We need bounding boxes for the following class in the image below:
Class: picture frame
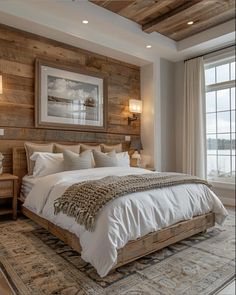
[35,59,107,132]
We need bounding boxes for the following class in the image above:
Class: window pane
[231,87,235,110]
[216,63,229,83]
[217,89,230,111]
[231,62,235,80]
[207,155,217,177]
[206,113,216,133]
[217,111,230,133]
[205,67,215,85]
[218,155,231,177]
[231,110,235,133]
[206,91,216,113]
[207,134,217,154]
[232,133,235,155]
[217,133,230,155]
[232,156,235,176]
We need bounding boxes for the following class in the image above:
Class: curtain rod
[184,44,235,62]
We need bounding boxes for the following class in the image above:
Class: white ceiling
[0,0,235,65]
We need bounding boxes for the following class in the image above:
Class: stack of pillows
[24,142,130,178]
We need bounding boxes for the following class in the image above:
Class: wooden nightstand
[0,173,18,220]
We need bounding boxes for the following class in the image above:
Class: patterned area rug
[0,211,235,295]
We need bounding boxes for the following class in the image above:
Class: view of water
[207,149,235,178]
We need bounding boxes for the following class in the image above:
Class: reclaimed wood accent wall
[0,24,140,173]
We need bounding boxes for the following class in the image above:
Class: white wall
[174,61,185,172]
[140,58,161,170]
[160,58,176,171]
[141,58,176,172]
[211,185,235,207]
[141,63,155,168]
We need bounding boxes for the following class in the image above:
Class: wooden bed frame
[13,146,215,272]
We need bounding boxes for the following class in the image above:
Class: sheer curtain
[182,57,206,178]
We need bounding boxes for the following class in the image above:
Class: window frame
[204,56,235,183]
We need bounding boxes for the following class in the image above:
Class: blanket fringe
[54,200,95,231]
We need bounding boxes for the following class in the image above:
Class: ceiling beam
[133,0,186,23]
[90,0,135,13]
[142,0,208,33]
[168,9,235,41]
[120,0,174,20]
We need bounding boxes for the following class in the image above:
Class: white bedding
[21,175,39,198]
[23,167,228,277]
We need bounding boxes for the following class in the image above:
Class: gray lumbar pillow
[63,150,93,171]
[93,150,118,167]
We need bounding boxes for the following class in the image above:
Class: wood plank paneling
[0,24,140,167]
[91,0,235,41]
[143,0,235,40]
[167,7,236,40]
[3,74,34,92]
[0,59,33,78]
[0,89,34,105]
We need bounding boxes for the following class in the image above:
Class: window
[205,56,235,183]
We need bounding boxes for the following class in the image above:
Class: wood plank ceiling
[90,0,235,41]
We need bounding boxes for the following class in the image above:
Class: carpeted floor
[0,211,235,295]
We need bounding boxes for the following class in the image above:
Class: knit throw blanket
[54,173,211,231]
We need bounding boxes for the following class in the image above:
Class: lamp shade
[0,76,2,94]
[129,99,142,113]
[130,138,143,152]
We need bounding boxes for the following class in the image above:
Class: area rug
[0,211,235,295]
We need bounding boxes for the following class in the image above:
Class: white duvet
[24,167,228,277]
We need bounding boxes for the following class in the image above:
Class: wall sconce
[128,99,142,125]
[0,75,2,94]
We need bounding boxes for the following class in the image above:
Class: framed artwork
[35,59,107,132]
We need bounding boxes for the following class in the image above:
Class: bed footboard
[21,206,215,273]
[114,212,215,269]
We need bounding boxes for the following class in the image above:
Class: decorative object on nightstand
[130,139,143,167]
[0,153,3,174]
[0,173,18,220]
[128,99,142,125]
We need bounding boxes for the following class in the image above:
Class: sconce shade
[0,76,2,94]
[129,99,142,113]
[130,138,143,152]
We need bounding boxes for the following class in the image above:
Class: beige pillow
[63,150,93,171]
[54,143,80,154]
[24,142,54,175]
[101,143,123,153]
[80,144,101,152]
[93,150,118,167]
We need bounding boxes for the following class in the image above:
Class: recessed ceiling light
[82,20,88,24]
[146,45,152,49]
[187,21,194,25]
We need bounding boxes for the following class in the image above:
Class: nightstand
[0,173,18,220]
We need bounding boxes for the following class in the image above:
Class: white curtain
[182,57,206,178]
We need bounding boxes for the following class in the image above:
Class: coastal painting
[35,60,107,131]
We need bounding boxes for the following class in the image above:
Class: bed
[13,146,227,277]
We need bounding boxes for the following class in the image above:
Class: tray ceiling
[90,0,235,41]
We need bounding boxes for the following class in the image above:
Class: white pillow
[116,152,130,167]
[30,152,64,177]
